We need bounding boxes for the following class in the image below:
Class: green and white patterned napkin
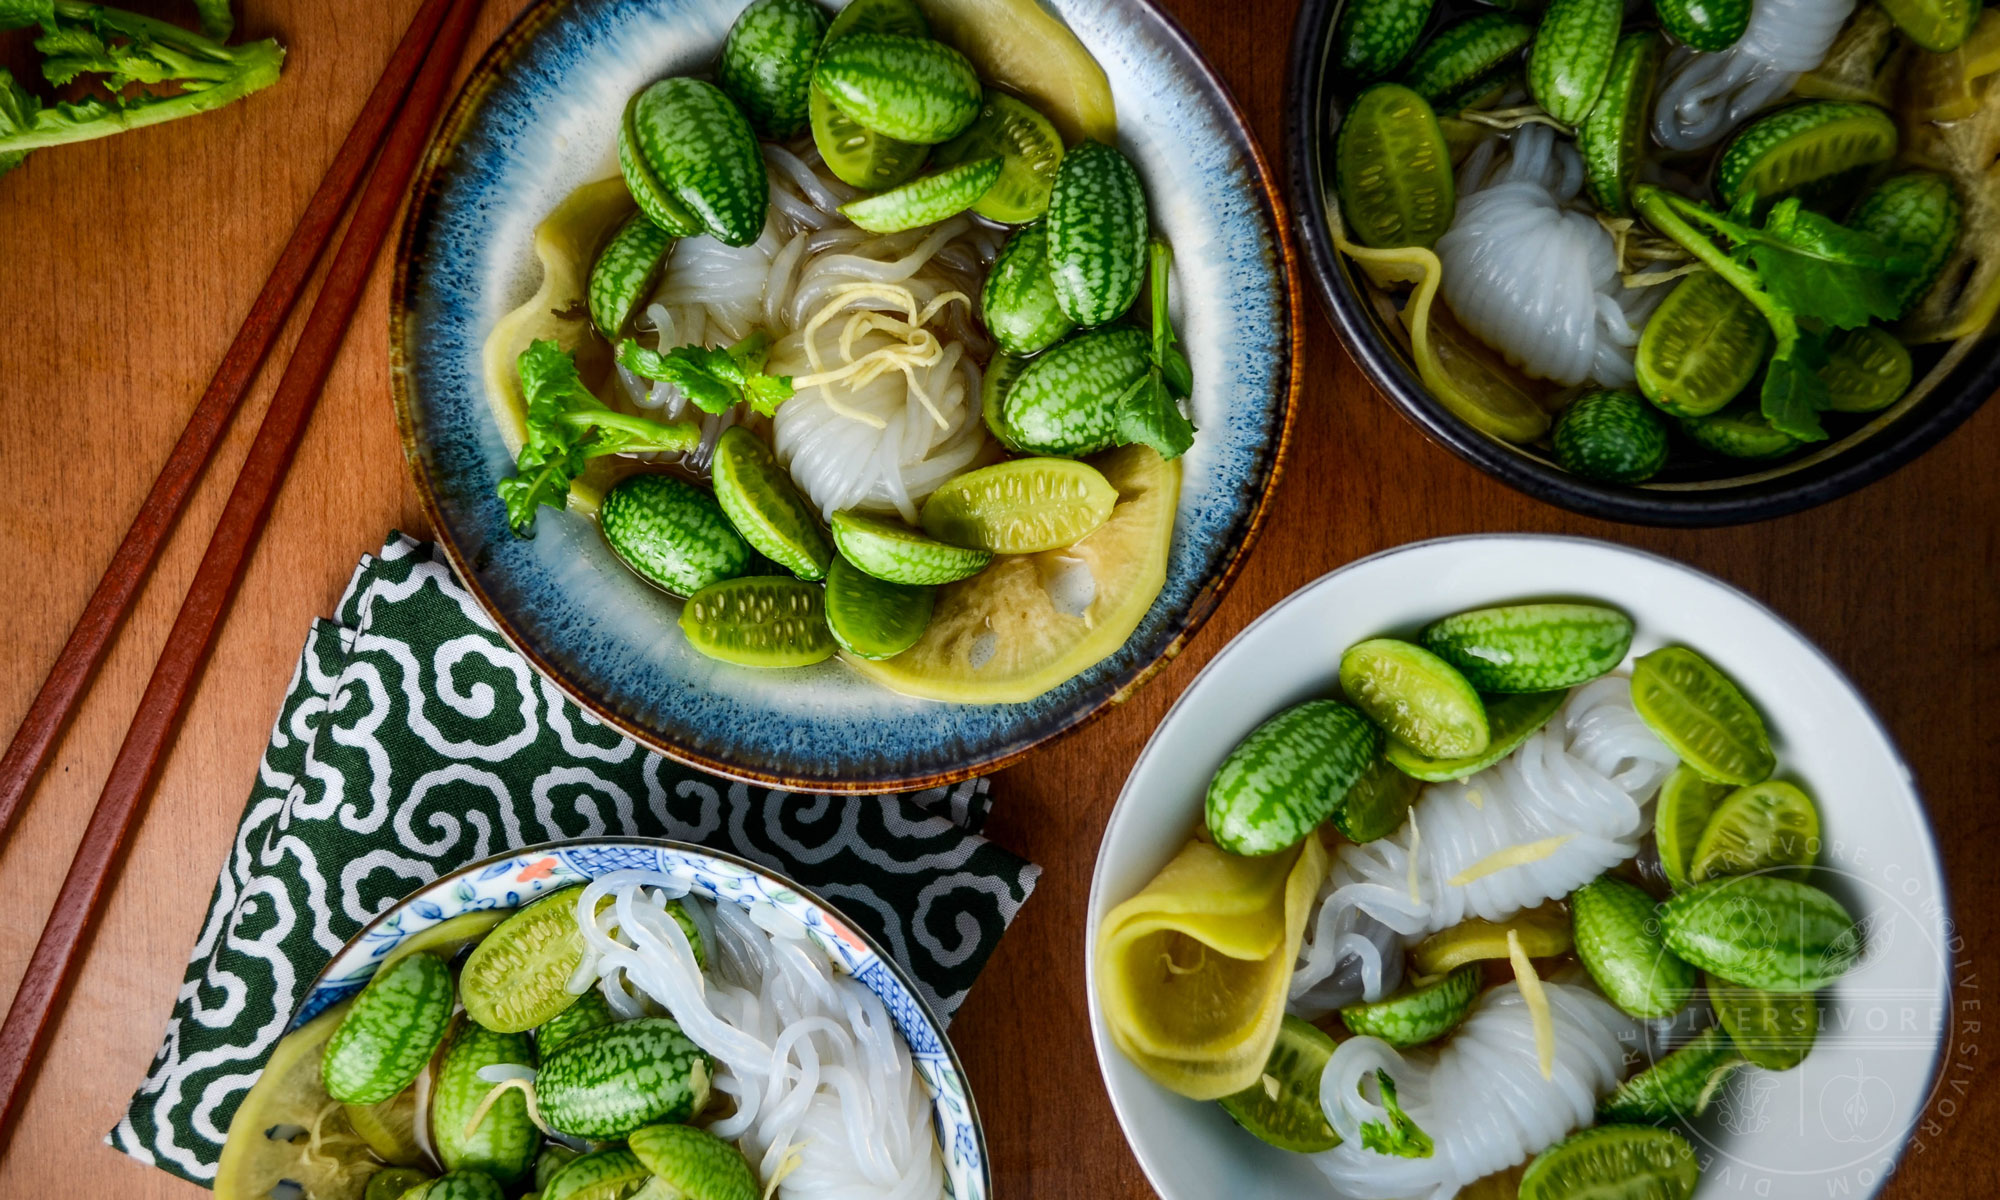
[110,533,1039,1186]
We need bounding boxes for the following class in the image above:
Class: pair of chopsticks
[0,0,485,1145]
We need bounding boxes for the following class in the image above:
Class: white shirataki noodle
[1652,0,1858,151]
[1290,677,1676,1014]
[607,142,1000,516]
[1311,981,1638,1200]
[1435,126,1663,389]
[572,871,945,1200]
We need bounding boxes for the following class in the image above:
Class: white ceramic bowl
[1086,535,1951,1200]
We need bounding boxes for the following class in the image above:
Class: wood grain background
[0,1,1992,1196]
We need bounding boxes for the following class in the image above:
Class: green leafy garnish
[617,330,795,417]
[497,340,699,536]
[0,1,281,179]
[1358,1070,1434,1159]
[1634,186,1922,442]
[1114,238,1197,459]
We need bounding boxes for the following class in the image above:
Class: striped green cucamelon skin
[1553,390,1669,483]
[1848,170,1962,316]
[1878,0,1980,51]
[933,90,1065,223]
[600,475,753,598]
[1421,603,1635,693]
[809,84,927,190]
[814,34,981,144]
[362,1166,431,1200]
[619,95,702,237]
[982,353,1029,451]
[1636,270,1772,418]
[1331,752,1421,842]
[839,155,1002,233]
[825,0,927,41]
[824,554,935,660]
[1218,1016,1342,1153]
[1204,699,1384,856]
[432,1022,540,1185]
[537,988,616,1059]
[629,1124,759,1200]
[1401,14,1533,109]
[321,952,454,1105]
[1715,101,1898,210]
[542,1147,648,1200]
[1652,0,1751,52]
[1340,964,1481,1046]
[1597,1025,1745,1123]
[1004,326,1150,456]
[1527,0,1621,126]
[1385,688,1565,781]
[680,576,836,668]
[539,1018,713,1139]
[712,426,833,581]
[1659,876,1860,991]
[1578,31,1663,217]
[719,0,828,138]
[1339,638,1490,760]
[1818,325,1912,413]
[1709,976,1817,1069]
[1045,141,1148,325]
[1519,1126,1699,1200]
[461,888,591,1034]
[830,509,991,585]
[983,222,1076,355]
[1572,875,1698,1018]
[631,78,770,247]
[1336,0,1435,80]
[1679,406,1801,460]
[533,1145,580,1193]
[588,211,674,340]
[418,1171,506,1200]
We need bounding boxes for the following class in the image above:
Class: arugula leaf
[1116,238,1197,458]
[0,70,40,178]
[497,340,699,536]
[1359,1070,1434,1159]
[618,330,795,417]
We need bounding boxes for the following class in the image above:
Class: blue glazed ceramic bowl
[391,0,1299,791]
[294,839,989,1198]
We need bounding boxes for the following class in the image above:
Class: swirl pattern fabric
[110,534,1038,1185]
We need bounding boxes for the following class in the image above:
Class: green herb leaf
[0,70,41,177]
[0,1,54,32]
[1741,200,1917,330]
[193,0,234,40]
[1359,1070,1434,1159]
[1760,332,1834,442]
[1115,237,1197,459]
[618,330,794,417]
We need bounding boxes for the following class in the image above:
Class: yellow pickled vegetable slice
[1411,902,1572,975]
[480,176,645,518]
[216,1003,376,1200]
[917,0,1116,144]
[1098,835,1330,1099]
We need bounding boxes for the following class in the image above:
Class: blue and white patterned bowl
[391,0,1300,792]
[293,838,988,1198]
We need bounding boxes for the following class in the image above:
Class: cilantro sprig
[617,330,794,417]
[497,340,699,536]
[1359,1069,1434,1159]
[1633,185,1922,442]
[1113,237,1197,459]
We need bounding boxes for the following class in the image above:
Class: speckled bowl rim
[1284,0,1998,528]
[389,0,1303,793]
[288,836,991,1197]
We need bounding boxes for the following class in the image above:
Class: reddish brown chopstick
[0,0,461,852]
[0,0,485,1147]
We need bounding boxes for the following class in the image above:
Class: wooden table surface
[1,1,1994,1196]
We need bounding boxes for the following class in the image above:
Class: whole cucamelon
[1571,875,1697,1018]
[1848,171,1962,316]
[1205,699,1384,856]
[1653,0,1751,52]
[1003,326,1150,456]
[461,887,590,1034]
[432,1022,541,1185]
[629,1124,759,1200]
[1340,964,1482,1047]
[1527,0,1622,126]
[541,1147,649,1200]
[830,509,992,585]
[1710,976,1818,1069]
[1658,875,1860,991]
[1385,688,1565,782]
[718,0,828,138]
[1597,1025,1745,1123]
[362,1166,431,1200]
[418,1171,506,1200]
[1554,389,1670,483]
[631,78,769,247]
[538,1017,713,1139]
[981,353,1029,451]
[983,222,1076,356]
[1403,14,1533,110]
[600,475,753,598]
[1336,0,1436,79]
[619,95,702,237]
[537,988,616,1059]
[813,33,981,144]
[589,212,675,339]
[1045,141,1149,326]
[321,952,454,1105]
[1421,603,1635,693]
[534,1145,580,1193]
